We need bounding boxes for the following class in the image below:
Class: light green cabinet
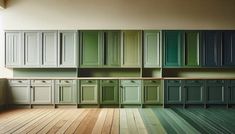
[121,31,141,67]
[144,31,161,68]
[121,80,141,104]
[55,80,76,104]
[143,80,162,104]
[80,80,98,104]
[100,80,119,104]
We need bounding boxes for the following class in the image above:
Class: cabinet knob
[65,81,69,83]
[151,80,156,83]
[131,80,135,83]
[18,80,22,83]
[109,80,113,83]
[42,80,46,83]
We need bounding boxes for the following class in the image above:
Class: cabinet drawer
[167,80,181,84]
[101,80,118,84]
[31,80,52,84]
[9,80,30,85]
[185,80,203,84]
[121,80,141,85]
[56,80,74,84]
[143,80,161,85]
[81,80,98,84]
[207,80,224,84]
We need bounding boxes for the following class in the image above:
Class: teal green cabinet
[143,80,162,104]
[164,31,182,67]
[205,80,226,104]
[100,80,119,104]
[121,31,141,67]
[55,80,76,104]
[165,80,183,104]
[8,80,30,104]
[121,80,141,104]
[80,80,98,104]
[5,31,23,67]
[184,80,204,104]
[80,31,102,67]
[144,31,161,68]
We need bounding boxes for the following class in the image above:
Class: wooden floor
[0,108,235,134]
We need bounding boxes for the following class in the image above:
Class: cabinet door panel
[24,32,41,66]
[207,86,225,104]
[230,85,235,104]
[42,31,57,67]
[223,31,235,66]
[122,31,141,67]
[164,31,182,67]
[5,32,23,67]
[59,31,77,67]
[144,85,160,104]
[122,86,141,104]
[166,86,182,104]
[101,85,118,104]
[56,85,75,104]
[184,32,200,67]
[185,86,203,104]
[10,86,30,104]
[31,86,52,104]
[80,85,98,104]
[144,31,160,67]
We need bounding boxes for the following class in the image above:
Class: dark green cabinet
[223,31,235,66]
[80,80,98,104]
[55,80,76,104]
[100,80,119,104]
[122,31,141,67]
[165,80,183,104]
[228,80,235,104]
[143,80,162,104]
[143,31,161,68]
[120,80,141,104]
[184,80,204,104]
[205,80,226,104]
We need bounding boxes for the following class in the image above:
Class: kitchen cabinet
[165,80,183,104]
[58,31,78,67]
[143,80,162,104]
[228,80,235,104]
[55,80,76,104]
[121,31,141,67]
[143,31,161,68]
[5,31,23,67]
[205,80,226,104]
[31,80,54,104]
[120,80,141,104]
[8,80,30,104]
[184,80,204,104]
[222,31,235,67]
[100,80,119,104]
[80,80,98,104]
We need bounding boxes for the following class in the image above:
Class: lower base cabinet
[143,80,162,104]
[100,80,119,104]
[80,80,98,104]
[55,80,76,104]
[184,80,204,104]
[205,80,226,104]
[229,80,235,104]
[165,80,183,104]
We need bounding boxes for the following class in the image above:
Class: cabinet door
[9,86,30,104]
[5,31,23,67]
[122,31,141,67]
[42,31,57,67]
[185,85,204,104]
[101,84,119,104]
[164,31,182,67]
[31,86,52,104]
[223,31,235,66]
[104,31,121,67]
[144,31,161,68]
[24,31,41,67]
[229,84,235,104]
[56,85,75,104]
[206,83,226,104]
[144,84,161,104]
[121,85,141,104]
[165,80,183,104]
[202,31,222,67]
[80,85,98,104]
[58,31,78,67]
[80,31,102,67]
[184,31,200,67]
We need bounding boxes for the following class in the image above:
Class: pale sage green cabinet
[58,31,78,68]
[143,80,162,104]
[80,80,98,104]
[8,80,30,104]
[31,80,54,104]
[120,80,141,104]
[55,80,76,104]
[121,31,141,67]
[100,80,119,104]
[144,31,161,68]
[5,31,23,67]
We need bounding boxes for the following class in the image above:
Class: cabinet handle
[42,80,46,83]
[151,80,156,83]
[109,80,113,83]
[103,32,107,65]
[131,80,135,83]
[59,33,63,65]
[18,80,22,83]
[65,81,69,83]
[42,32,44,65]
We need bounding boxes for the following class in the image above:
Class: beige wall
[0,0,235,77]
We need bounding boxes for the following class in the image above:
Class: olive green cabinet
[184,80,204,104]
[100,80,119,104]
[120,80,141,104]
[31,80,54,104]
[80,80,98,104]
[165,80,183,104]
[143,80,162,104]
[8,80,30,104]
[55,80,76,104]
[205,80,226,104]
[121,31,141,67]
[144,31,161,68]
[5,31,23,67]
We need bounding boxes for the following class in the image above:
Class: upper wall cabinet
[144,31,161,68]
[5,31,23,67]
[121,31,141,67]
[222,31,235,67]
[58,31,78,68]
[163,31,182,67]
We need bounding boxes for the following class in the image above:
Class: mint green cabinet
[100,80,119,104]
[121,80,141,104]
[5,31,23,67]
[55,80,76,104]
[143,80,162,104]
[121,31,141,67]
[80,31,102,67]
[80,80,98,104]
[144,31,161,68]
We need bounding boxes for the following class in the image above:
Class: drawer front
[31,80,52,84]
[144,80,161,85]
[207,80,224,84]
[167,80,181,84]
[121,80,141,85]
[81,80,98,84]
[185,80,203,84]
[56,80,74,84]
[101,80,118,84]
[9,80,30,85]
